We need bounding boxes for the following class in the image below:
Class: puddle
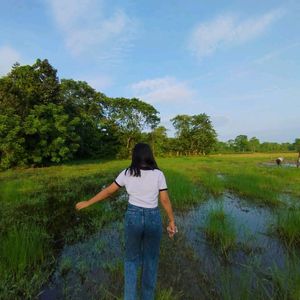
[261,162,299,168]
[175,194,298,295]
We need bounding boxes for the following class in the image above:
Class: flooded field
[1,153,300,299]
[39,192,300,299]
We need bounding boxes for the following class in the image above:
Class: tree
[171,113,217,155]
[60,79,118,158]
[23,104,80,164]
[248,137,260,152]
[294,138,300,168]
[171,115,192,155]
[0,109,26,169]
[190,114,217,155]
[104,97,160,157]
[147,126,169,157]
[0,59,60,119]
[234,135,249,152]
[0,60,79,168]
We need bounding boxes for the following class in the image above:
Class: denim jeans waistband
[127,202,159,211]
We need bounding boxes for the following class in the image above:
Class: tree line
[0,59,299,169]
[215,136,300,154]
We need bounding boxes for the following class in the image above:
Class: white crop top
[114,168,168,208]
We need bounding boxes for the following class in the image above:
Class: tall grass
[159,153,299,206]
[204,207,237,254]
[163,169,204,208]
[269,251,300,300]
[225,172,281,206]
[273,209,300,247]
[197,171,225,196]
[0,224,49,277]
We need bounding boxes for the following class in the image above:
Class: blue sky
[0,0,299,142]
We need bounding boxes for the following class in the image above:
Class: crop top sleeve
[114,169,126,187]
[158,171,168,191]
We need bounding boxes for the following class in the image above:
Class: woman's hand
[75,201,90,211]
[167,221,178,239]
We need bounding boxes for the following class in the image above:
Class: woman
[75,143,177,300]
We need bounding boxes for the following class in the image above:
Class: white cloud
[48,0,137,61]
[131,77,196,104]
[188,8,284,60]
[253,42,300,64]
[0,45,21,76]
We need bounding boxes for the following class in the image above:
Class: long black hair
[126,143,159,177]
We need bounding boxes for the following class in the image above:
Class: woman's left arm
[75,182,120,211]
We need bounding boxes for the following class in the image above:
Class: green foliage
[24,103,80,163]
[60,79,120,158]
[1,59,297,169]
[171,113,217,155]
[0,110,27,168]
[105,97,160,157]
[142,126,169,157]
[294,138,300,153]
[234,135,249,152]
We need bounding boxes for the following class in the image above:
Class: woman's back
[115,168,167,208]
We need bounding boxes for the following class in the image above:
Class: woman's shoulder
[154,168,165,176]
[117,168,129,176]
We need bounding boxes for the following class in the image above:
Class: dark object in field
[275,157,283,166]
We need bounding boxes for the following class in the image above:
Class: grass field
[0,153,299,299]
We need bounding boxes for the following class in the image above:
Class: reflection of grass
[204,208,236,254]
[274,209,300,247]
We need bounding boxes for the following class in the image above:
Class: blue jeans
[124,203,162,300]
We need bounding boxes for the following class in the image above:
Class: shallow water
[39,221,124,299]
[261,162,299,168]
[175,195,288,284]
[39,193,299,299]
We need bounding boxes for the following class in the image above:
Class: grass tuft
[273,209,300,247]
[204,207,237,254]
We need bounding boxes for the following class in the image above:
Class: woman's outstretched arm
[75,182,120,211]
[159,190,177,238]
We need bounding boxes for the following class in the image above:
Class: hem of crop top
[128,199,158,209]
